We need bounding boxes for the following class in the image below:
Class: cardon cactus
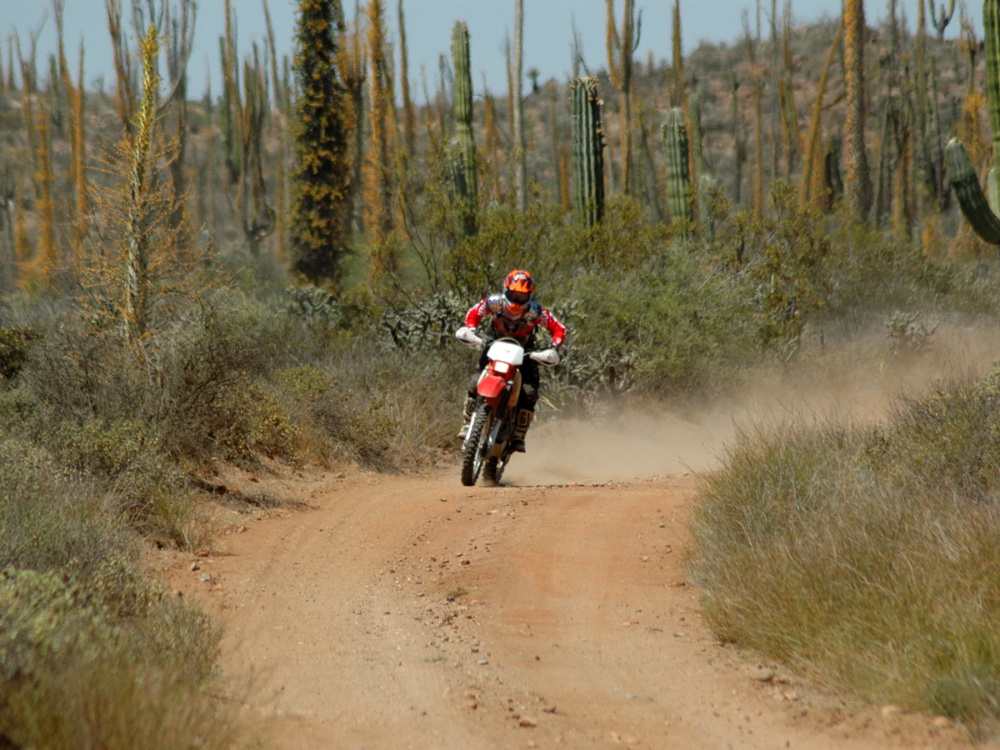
[570,76,605,228]
[947,0,1000,244]
[451,21,477,234]
[662,107,692,230]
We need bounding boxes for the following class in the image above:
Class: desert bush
[690,368,1000,727]
[274,339,465,469]
[551,255,760,402]
[0,436,243,749]
[0,567,241,750]
[865,369,1000,502]
[0,326,39,380]
[0,440,132,576]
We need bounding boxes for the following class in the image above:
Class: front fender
[477,374,507,400]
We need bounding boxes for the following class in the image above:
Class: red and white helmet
[502,269,534,317]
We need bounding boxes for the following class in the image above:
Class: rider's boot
[509,408,533,453]
[457,396,475,439]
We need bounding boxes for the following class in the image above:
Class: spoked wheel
[460,401,491,486]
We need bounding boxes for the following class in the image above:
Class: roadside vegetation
[689,367,1000,736]
[5,0,1000,745]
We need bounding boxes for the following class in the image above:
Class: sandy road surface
[159,412,990,749]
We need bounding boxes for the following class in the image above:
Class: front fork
[465,370,521,455]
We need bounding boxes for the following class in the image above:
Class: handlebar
[456,327,560,366]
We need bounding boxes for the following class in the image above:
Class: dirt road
[160,408,990,749]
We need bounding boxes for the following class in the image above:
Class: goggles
[504,289,531,305]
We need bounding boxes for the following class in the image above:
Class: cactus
[843,0,872,222]
[364,0,395,249]
[948,0,1000,244]
[928,0,957,40]
[606,0,640,196]
[570,76,605,228]
[451,21,477,234]
[512,0,526,212]
[663,107,692,232]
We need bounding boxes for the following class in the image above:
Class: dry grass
[689,365,1000,730]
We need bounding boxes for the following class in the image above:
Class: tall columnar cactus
[663,107,692,231]
[928,0,957,40]
[947,0,1000,244]
[451,21,477,234]
[843,0,872,222]
[570,76,605,228]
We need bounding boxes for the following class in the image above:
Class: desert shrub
[0,440,132,576]
[865,369,1000,502]
[0,567,240,750]
[277,340,464,469]
[0,325,39,381]
[552,255,760,401]
[0,435,241,748]
[690,368,1000,727]
[18,292,294,464]
[380,289,466,351]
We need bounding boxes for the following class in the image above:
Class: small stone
[931,715,953,729]
[880,704,902,717]
[754,668,775,683]
[519,716,537,728]
[190,562,200,571]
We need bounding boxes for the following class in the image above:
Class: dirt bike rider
[456,269,566,452]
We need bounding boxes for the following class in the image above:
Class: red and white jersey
[465,294,566,348]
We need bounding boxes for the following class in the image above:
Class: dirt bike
[456,327,560,487]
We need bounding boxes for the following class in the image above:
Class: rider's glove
[456,326,484,346]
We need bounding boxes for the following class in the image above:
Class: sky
[1,0,985,102]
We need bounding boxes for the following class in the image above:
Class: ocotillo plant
[397,0,417,156]
[947,0,1000,244]
[663,106,692,234]
[799,21,842,207]
[570,76,605,228]
[451,20,477,235]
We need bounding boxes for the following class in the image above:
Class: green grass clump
[690,369,1000,728]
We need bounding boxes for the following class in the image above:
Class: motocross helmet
[502,269,534,317]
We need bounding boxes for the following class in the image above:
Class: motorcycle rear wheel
[460,401,491,486]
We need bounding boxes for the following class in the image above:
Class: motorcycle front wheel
[460,401,491,486]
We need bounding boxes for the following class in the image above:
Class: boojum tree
[289,0,351,285]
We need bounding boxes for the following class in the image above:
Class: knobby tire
[460,401,491,486]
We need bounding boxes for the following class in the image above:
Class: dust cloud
[507,319,1000,486]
